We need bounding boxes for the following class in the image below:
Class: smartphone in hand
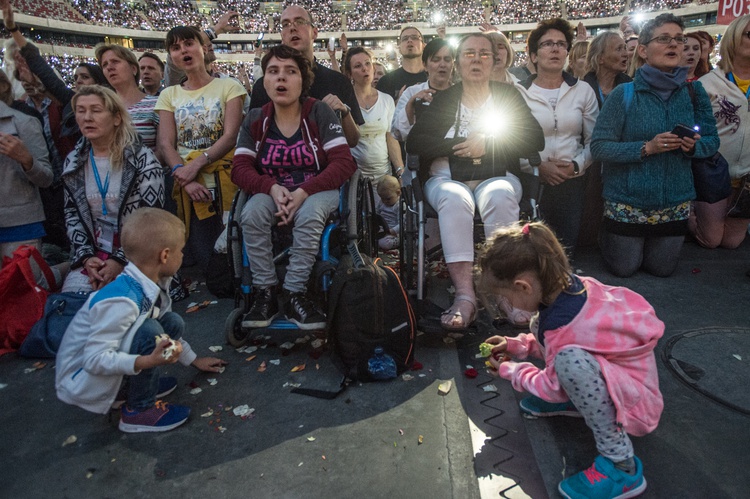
[671,124,699,139]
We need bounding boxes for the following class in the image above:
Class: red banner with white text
[718,0,750,25]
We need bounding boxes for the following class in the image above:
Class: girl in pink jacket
[480,221,663,499]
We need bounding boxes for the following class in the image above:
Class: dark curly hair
[528,18,575,58]
[261,45,315,99]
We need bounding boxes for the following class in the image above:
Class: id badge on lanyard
[96,216,119,254]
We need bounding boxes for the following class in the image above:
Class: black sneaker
[241,287,279,328]
[284,291,327,330]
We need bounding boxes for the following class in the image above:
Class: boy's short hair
[377,175,401,198]
[121,208,186,264]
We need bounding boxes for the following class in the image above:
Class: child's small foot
[558,455,646,499]
[519,395,582,418]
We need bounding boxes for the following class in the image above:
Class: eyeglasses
[538,40,569,50]
[461,50,493,60]
[646,35,688,45]
[279,19,313,31]
[400,34,422,42]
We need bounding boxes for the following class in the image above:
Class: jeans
[126,312,184,410]
[240,190,339,294]
[599,228,684,277]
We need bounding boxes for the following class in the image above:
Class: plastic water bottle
[368,347,397,380]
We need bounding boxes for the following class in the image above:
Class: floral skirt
[602,200,690,237]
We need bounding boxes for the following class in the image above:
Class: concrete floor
[1,239,749,498]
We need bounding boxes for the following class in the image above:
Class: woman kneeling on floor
[232,45,356,330]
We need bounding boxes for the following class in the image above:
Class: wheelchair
[223,169,378,346]
[397,154,543,330]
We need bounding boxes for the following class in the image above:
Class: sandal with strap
[440,294,477,331]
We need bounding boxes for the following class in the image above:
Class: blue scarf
[639,64,689,101]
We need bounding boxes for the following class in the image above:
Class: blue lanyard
[598,86,606,105]
[90,149,110,217]
[727,72,750,100]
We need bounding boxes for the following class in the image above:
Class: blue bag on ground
[19,292,89,358]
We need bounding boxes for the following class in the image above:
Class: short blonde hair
[121,208,185,264]
[94,43,140,85]
[377,175,401,198]
[718,15,750,74]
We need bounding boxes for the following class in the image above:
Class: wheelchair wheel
[348,173,377,258]
[225,307,249,347]
[399,184,417,290]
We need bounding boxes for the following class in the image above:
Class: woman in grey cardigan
[0,70,53,265]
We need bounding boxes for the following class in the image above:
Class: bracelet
[202,151,212,164]
[341,104,351,118]
[7,25,19,33]
[171,163,183,174]
[640,141,650,159]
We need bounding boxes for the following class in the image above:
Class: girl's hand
[184,181,212,203]
[484,335,508,353]
[173,159,201,187]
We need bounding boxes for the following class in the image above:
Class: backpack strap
[622,82,634,112]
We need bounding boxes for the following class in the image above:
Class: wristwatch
[572,160,580,176]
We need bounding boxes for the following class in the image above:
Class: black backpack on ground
[326,243,416,382]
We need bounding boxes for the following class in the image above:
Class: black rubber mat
[662,327,750,415]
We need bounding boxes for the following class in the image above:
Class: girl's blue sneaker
[519,395,582,417]
[559,455,646,499]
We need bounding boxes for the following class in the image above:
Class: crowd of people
[8,0,720,32]
[2,0,749,496]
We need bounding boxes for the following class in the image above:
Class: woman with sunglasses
[407,33,543,331]
[592,14,719,278]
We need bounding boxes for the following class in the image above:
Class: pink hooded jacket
[498,276,664,436]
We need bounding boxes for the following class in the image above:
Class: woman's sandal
[440,294,477,331]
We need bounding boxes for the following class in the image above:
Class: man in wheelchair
[232,45,357,330]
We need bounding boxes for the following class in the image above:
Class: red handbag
[0,245,57,356]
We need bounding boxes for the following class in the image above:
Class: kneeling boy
[56,208,226,433]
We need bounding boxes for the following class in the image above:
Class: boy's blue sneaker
[111,376,178,410]
[559,455,646,499]
[519,395,582,418]
[118,401,190,433]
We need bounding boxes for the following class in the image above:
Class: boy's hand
[193,357,227,372]
[135,339,177,371]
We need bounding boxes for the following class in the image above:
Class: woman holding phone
[591,14,719,277]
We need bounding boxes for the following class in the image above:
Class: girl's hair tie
[521,223,531,236]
